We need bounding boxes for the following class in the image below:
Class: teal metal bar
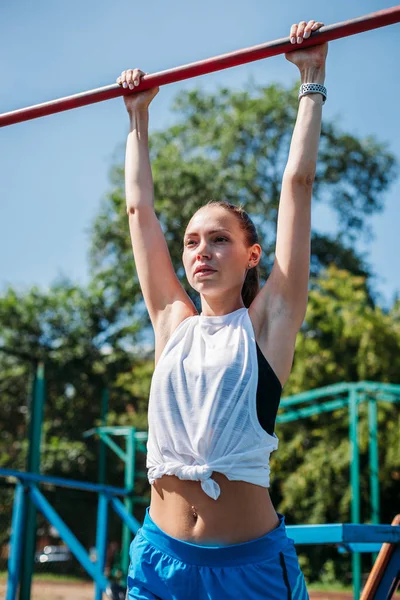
[349,387,361,599]
[379,395,400,403]
[98,388,109,485]
[368,396,380,565]
[122,428,136,576]
[95,493,109,600]
[280,381,352,407]
[368,398,380,525]
[98,432,127,462]
[84,426,148,438]
[277,396,348,423]
[20,362,46,600]
[279,381,400,410]
[6,483,27,600]
[360,382,400,394]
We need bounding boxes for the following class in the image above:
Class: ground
[0,578,355,599]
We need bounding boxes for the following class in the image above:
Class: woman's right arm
[119,69,196,335]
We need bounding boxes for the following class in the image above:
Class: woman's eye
[185,237,228,246]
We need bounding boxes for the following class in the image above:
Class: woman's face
[182,206,260,298]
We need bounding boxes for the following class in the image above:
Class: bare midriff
[149,472,280,546]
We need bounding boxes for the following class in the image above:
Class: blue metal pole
[349,387,361,599]
[20,361,46,600]
[95,493,109,600]
[28,484,110,591]
[110,497,141,534]
[0,467,127,495]
[6,483,27,600]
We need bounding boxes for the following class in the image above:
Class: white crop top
[146,307,279,500]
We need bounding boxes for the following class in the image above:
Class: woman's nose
[196,241,211,259]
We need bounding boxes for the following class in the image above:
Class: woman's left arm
[260,21,328,330]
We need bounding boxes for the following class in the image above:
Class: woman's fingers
[290,23,298,44]
[290,20,325,44]
[116,68,146,90]
[303,20,315,39]
[125,69,134,89]
[296,21,307,43]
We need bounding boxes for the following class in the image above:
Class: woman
[117,18,328,600]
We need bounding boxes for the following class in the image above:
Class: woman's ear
[249,244,262,266]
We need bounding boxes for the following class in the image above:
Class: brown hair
[197,200,260,308]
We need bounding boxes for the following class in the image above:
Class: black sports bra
[255,343,282,436]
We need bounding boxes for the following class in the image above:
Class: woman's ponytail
[242,263,260,308]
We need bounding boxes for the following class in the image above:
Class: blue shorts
[127,507,309,599]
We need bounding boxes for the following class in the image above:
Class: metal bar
[2,6,400,127]
[279,382,400,409]
[349,388,361,600]
[380,395,400,403]
[28,484,110,591]
[98,432,127,463]
[84,426,148,439]
[286,523,400,545]
[98,388,109,485]
[6,483,27,600]
[110,497,141,534]
[20,362,46,600]
[95,493,109,600]
[359,382,400,394]
[343,525,400,544]
[280,382,352,407]
[368,398,380,526]
[344,543,382,553]
[0,467,127,496]
[122,428,136,576]
[277,397,349,423]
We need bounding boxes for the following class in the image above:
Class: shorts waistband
[138,506,291,566]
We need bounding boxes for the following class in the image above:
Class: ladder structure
[360,515,400,599]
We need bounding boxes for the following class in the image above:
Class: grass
[308,582,352,592]
[0,572,90,583]
[1,571,353,590]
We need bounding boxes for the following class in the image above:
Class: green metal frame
[277,380,400,599]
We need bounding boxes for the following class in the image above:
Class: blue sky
[0,0,399,310]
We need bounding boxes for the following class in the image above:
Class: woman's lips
[195,269,216,277]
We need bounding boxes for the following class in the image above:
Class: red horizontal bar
[1,5,400,128]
